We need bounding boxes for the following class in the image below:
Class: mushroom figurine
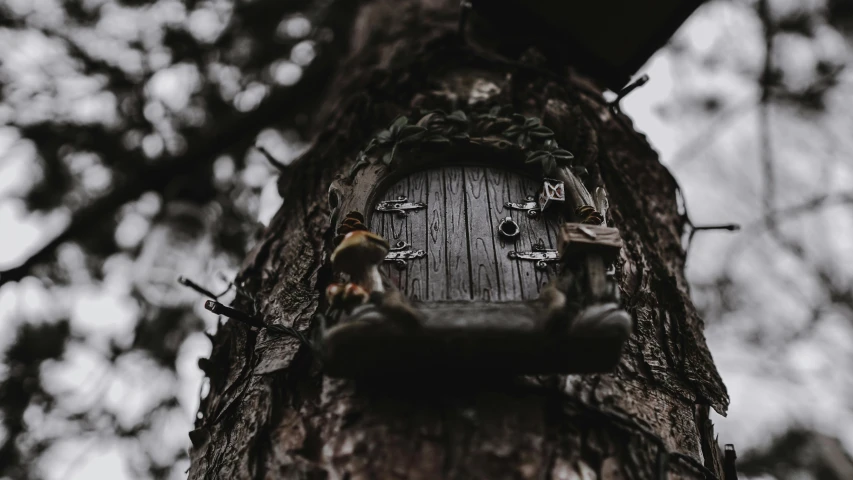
[326,282,370,311]
[330,230,390,294]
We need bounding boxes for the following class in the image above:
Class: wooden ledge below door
[322,301,631,378]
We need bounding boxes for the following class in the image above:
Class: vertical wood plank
[371,166,563,302]
[443,167,472,300]
[406,171,428,301]
[541,208,562,283]
[526,176,557,292]
[426,169,446,301]
[372,179,409,289]
[511,175,549,298]
[485,168,525,302]
[464,167,501,302]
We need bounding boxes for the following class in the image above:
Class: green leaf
[416,113,436,128]
[524,117,540,127]
[552,149,574,160]
[376,130,392,143]
[391,116,408,128]
[491,118,511,129]
[398,125,426,138]
[382,151,393,165]
[526,151,550,163]
[511,113,526,123]
[503,125,522,137]
[397,131,426,144]
[448,110,468,123]
[426,134,451,144]
[529,126,555,138]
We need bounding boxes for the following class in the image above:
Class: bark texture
[188,1,730,478]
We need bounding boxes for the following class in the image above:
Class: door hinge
[508,239,559,270]
[375,196,426,216]
[384,241,425,268]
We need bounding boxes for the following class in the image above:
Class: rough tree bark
[188,1,730,479]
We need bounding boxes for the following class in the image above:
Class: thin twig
[178,276,233,299]
[692,224,740,233]
[609,74,650,114]
[254,144,290,171]
[752,193,853,230]
[684,221,741,260]
[758,0,776,222]
[669,99,758,168]
[178,276,217,299]
[0,55,338,287]
[204,300,267,329]
[203,300,315,352]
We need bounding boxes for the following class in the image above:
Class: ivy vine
[374,116,427,164]
[349,107,579,180]
[501,115,554,148]
[525,139,574,177]
[417,109,470,143]
[473,105,513,133]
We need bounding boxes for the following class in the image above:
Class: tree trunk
[188,1,730,479]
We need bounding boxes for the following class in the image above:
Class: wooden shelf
[322,301,631,377]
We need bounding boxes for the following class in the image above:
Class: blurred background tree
[0,0,851,478]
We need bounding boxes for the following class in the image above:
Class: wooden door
[370,166,562,303]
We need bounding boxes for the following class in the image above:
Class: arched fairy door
[370,166,563,303]
[322,110,631,377]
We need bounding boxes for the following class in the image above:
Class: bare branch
[0,57,336,286]
[669,98,757,168]
[758,0,776,220]
[253,144,290,172]
[0,0,361,286]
